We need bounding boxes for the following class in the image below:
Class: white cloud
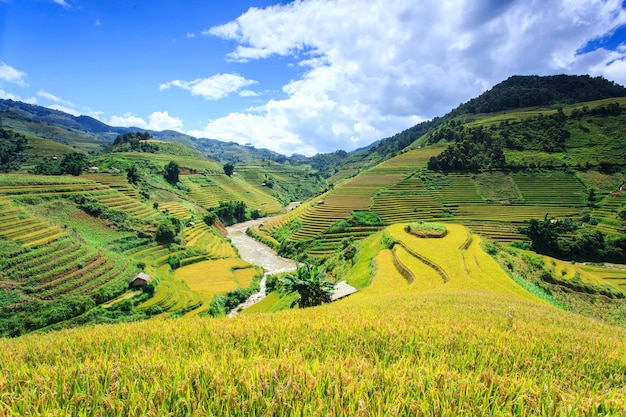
[0,62,28,87]
[238,90,259,97]
[0,89,37,104]
[186,32,196,39]
[46,104,80,116]
[159,73,257,100]
[109,113,148,129]
[195,0,626,155]
[37,90,74,107]
[109,111,183,132]
[52,0,71,9]
[148,111,184,131]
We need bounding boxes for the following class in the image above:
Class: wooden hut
[129,272,151,289]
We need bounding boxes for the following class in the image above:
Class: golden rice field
[174,258,262,298]
[1,223,625,415]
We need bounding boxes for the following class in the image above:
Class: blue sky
[1,0,626,156]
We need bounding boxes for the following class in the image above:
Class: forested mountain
[450,74,626,116]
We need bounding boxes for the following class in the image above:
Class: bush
[405,222,447,238]
[155,217,182,244]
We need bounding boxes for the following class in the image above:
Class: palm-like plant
[280,263,334,308]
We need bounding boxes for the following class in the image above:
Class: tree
[59,152,89,176]
[280,264,334,308]
[212,201,249,226]
[223,162,235,177]
[164,161,179,183]
[0,128,29,172]
[518,214,560,256]
[127,166,140,184]
[155,216,182,243]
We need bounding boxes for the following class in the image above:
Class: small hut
[129,272,151,289]
[331,281,357,301]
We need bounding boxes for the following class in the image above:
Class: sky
[1,0,626,156]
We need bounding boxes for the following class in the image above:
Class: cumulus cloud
[38,90,74,107]
[52,0,71,9]
[194,0,626,155]
[0,89,37,104]
[109,111,184,132]
[0,62,28,87]
[46,104,80,116]
[160,73,257,100]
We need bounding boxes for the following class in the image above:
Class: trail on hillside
[226,217,297,314]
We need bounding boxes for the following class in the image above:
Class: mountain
[1,76,626,415]
[0,99,302,163]
[450,74,626,116]
[1,74,625,338]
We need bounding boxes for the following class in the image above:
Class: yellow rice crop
[1,222,625,415]
[1,287,625,416]
[174,258,251,297]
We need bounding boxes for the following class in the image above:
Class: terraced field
[0,199,67,247]
[85,173,140,198]
[159,201,193,220]
[2,236,134,302]
[182,174,283,215]
[381,223,537,298]
[591,191,626,235]
[512,171,587,206]
[264,147,604,255]
[119,217,247,316]
[0,174,158,220]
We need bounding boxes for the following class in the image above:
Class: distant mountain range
[2,73,625,170]
[0,99,287,163]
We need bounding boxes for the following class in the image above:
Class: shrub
[405,222,447,238]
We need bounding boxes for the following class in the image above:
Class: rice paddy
[1,222,624,415]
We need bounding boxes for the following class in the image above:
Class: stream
[225,217,297,315]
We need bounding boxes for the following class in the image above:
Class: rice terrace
[2,70,626,415]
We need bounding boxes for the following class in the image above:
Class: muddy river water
[225,218,297,313]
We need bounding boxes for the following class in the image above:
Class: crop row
[159,202,192,220]
[94,193,157,219]
[0,203,66,248]
[512,172,586,205]
[85,173,139,198]
[2,233,135,315]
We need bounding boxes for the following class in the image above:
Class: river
[225,217,297,314]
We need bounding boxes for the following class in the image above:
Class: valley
[0,75,625,414]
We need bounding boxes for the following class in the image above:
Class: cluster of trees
[164,161,179,183]
[155,216,182,244]
[33,152,90,176]
[111,132,158,153]
[498,109,569,152]
[571,102,622,118]
[428,126,506,171]
[519,215,626,263]
[305,150,348,178]
[210,201,249,226]
[450,75,626,116]
[369,117,441,159]
[0,128,29,172]
[280,263,334,308]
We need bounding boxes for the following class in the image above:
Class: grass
[1,285,624,415]
[405,221,447,238]
[173,258,257,299]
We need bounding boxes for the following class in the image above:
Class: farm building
[331,281,357,301]
[129,272,151,289]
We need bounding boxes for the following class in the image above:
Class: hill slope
[1,223,624,415]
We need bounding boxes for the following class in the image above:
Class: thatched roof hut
[331,281,357,301]
[129,272,151,289]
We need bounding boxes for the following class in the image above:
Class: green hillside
[0,130,327,335]
[0,75,625,414]
[1,222,624,415]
